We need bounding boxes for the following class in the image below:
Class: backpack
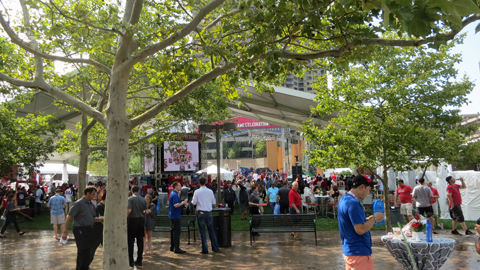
[39,190,44,201]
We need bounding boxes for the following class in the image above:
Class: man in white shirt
[191,177,219,254]
[35,186,44,215]
[253,172,259,181]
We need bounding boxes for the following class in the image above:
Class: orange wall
[277,146,283,171]
[291,140,304,164]
[266,140,278,171]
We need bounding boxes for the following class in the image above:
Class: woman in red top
[288,182,302,239]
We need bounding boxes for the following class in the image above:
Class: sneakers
[466,230,476,236]
[451,229,461,235]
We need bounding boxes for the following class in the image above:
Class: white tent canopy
[196,165,234,181]
[38,163,88,175]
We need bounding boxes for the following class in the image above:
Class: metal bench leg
[188,230,191,245]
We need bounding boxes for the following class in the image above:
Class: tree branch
[130,60,236,127]
[0,11,112,74]
[0,72,106,125]
[279,14,480,60]
[130,121,181,147]
[203,9,240,30]
[175,0,193,19]
[89,121,181,152]
[127,0,226,67]
[48,0,126,38]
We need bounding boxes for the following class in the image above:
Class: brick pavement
[0,230,478,269]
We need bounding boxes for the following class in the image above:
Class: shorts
[449,204,465,222]
[417,206,433,217]
[343,255,374,270]
[51,213,65,224]
[431,202,438,216]
[400,203,412,216]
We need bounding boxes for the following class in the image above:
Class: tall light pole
[198,122,237,203]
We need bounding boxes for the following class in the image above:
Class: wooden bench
[154,215,196,245]
[249,214,317,245]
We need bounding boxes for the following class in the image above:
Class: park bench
[249,214,317,245]
[154,215,196,245]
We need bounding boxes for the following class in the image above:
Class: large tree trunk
[103,73,131,270]
[382,168,392,233]
[77,114,90,196]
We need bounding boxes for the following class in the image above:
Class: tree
[303,37,479,232]
[1,0,479,268]
[0,102,64,179]
[254,140,267,157]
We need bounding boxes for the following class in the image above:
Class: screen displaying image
[163,141,200,172]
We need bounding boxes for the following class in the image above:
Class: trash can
[390,206,404,226]
[213,207,231,247]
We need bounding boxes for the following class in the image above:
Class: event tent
[196,165,234,181]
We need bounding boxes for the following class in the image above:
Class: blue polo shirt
[266,186,279,203]
[338,193,372,256]
[168,190,182,219]
[47,194,66,216]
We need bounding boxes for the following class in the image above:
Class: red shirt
[430,187,439,204]
[288,189,301,207]
[396,185,413,204]
[447,184,462,206]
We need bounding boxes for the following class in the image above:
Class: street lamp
[198,122,237,204]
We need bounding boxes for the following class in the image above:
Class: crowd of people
[3,170,480,270]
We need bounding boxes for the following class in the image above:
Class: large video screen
[163,141,200,172]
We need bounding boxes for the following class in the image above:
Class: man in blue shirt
[266,182,279,213]
[47,189,67,238]
[168,181,188,254]
[338,175,384,270]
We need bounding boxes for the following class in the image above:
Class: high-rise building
[281,61,325,93]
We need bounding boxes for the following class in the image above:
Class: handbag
[274,204,280,215]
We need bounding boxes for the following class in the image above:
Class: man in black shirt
[127,186,147,267]
[223,182,236,214]
[277,182,291,214]
[62,186,97,270]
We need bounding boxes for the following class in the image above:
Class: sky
[451,23,480,115]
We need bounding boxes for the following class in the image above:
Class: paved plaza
[0,229,479,269]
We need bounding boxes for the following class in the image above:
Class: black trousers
[35,203,42,215]
[127,217,145,265]
[91,223,103,258]
[170,218,181,251]
[73,226,95,270]
[1,213,20,234]
[226,200,235,215]
[280,203,289,214]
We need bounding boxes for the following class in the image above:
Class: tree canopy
[0,101,65,179]
[303,37,479,231]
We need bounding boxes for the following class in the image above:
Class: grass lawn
[16,205,478,232]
